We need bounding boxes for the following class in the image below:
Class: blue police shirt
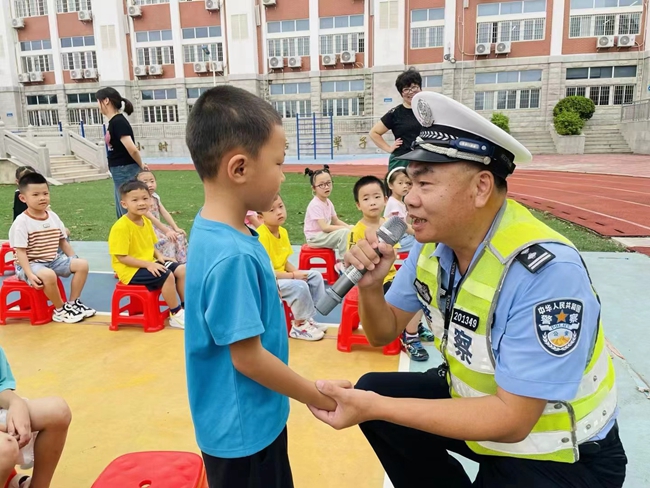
[386,239,616,441]
[184,214,289,458]
[0,347,16,393]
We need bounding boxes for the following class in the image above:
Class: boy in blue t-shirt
[185,86,347,487]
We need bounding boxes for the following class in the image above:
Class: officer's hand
[307,380,376,430]
[344,228,395,289]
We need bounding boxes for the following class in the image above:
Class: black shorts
[128,261,179,291]
[202,427,293,488]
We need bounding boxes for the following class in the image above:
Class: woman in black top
[96,87,148,219]
[369,68,423,172]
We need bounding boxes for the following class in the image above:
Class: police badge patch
[413,279,432,304]
[534,299,583,357]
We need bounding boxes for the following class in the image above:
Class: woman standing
[369,68,423,172]
[96,87,148,219]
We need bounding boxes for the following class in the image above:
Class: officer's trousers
[356,367,627,488]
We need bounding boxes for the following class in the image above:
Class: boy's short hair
[119,180,149,197]
[18,172,48,192]
[186,85,283,182]
[353,175,387,203]
[15,165,36,180]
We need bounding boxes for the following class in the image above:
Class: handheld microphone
[315,216,408,316]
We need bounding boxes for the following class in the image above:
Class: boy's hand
[293,271,309,281]
[146,262,167,277]
[308,380,376,430]
[7,398,31,448]
[26,273,43,290]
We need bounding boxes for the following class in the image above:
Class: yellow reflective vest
[415,200,617,463]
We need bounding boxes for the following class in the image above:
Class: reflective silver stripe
[575,348,610,400]
[576,383,617,444]
[445,323,495,374]
[419,299,445,339]
[450,375,487,398]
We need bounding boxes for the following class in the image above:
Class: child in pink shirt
[384,166,415,252]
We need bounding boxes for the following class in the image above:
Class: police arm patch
[516,244,556,273]
[534,299,583,357]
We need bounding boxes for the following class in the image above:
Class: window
[14,0,48,17]
[474,88,540,110]
[26,94,57,105]
[618,13,640,35]
[133,0,170,4]
[136,47,174,65]
[319,15,364,29]
[570,0,640,7]
[411,8,445,22]
[475,69,542,84]
[411,26,444,48]
[141,89,177,100]
[268,37,310,57]
[60,36,95,48]
[21,55,53,72]
[613,84,634,105]
[269,82,311,95]
[231,14,249,40]
[566,65,636,79]
[28,110,59,126]
[423,75,443,88]
[379,0,399,29]
[135,30,173,43]
[187,87,210,99]
[566,86,587,97]
[477,18,545,43]
[56,0,91,12]
[267,19,310,33]
[569,12,640,37]
[566,85,634,105]
[477,0,546,16]
[20,39,52,51]
[67,93,93,104]
[271,100,312,118]
[61,51,97,70]
[182,26,222,39]
[589,86,610,105]
[319,33,365,54]
[321,80,365,92]
[142,105,179,123]
[183,43,224,62]
[322,98,364,116]
[67,108,102,125]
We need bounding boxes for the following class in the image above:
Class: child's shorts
[128,261,180,291]
[16,254,72,284]
[0,407,37,470]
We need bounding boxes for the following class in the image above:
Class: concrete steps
[583,126,632,154]
[49,156,110,184]
[511,131,557,154]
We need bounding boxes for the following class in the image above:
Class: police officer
[308,92,627,487]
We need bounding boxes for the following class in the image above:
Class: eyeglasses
[315,181,332,189]
[402,85,421,95]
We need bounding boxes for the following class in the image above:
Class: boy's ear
[120,199,128,210]
[224,152,248,184]
[355,201,361,211]
[18,193,27,204]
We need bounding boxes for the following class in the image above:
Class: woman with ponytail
[96,87,148,219]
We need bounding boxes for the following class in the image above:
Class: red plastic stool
[91,451,208,488]
[0,276,67,326]
[394,251,409,271]
[3,469,17,488]
[298,244,338,284]
[337,286,400,355]
[283,300,293,334]
[110,283,169,333]
[0,243,15,275]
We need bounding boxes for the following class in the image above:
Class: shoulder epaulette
[515,244,556,273]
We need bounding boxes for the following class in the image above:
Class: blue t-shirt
[184,214,289,458]
[0,347,16,393]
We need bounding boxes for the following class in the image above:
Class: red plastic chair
[298,244,338,284]
[394,251,409,271]
[91,451,208,488]
[0,276,67,326]
[337,286,400,355]
[110,283,169,333]
[3,469,17,488]
[283,300,293,334]
[0,243,15,275]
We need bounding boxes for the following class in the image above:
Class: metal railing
[620,100,650,122]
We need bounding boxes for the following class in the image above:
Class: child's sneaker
[52,303,84,324]
[8,475,31,488]
[73,299,96,318]
[334,262,345,275]
[169,309,185,329]
[307,318,329,333]
[418,323,435,342]
[400,331,429,362]
[290,321,324,341]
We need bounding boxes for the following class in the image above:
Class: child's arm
[331,215,350,227]
[59,238,76,257]
[276,262,309,281]
[115,255,167,275]
[317,219,349,233]
[154,248,174,263]
[145,210,179,241]
[246,213,263,229]
[13,248,42,289]
[230,337,338,410]
[158,201,186,235]
[0,389,31,448]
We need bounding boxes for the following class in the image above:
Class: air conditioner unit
[18,73,30,83]
[495,41,511,54]
[128,5,142,17]
[262,0,277,5]
[11,18,25,29]
[475,42,491,55]
[321,54,336,66]
[29,71,43,82]
[194,62,208,73]
[597,35,614,48]
[70,69,84,80]
[287,56,302,68]
[205,0,220,10]
[77,10,92,21]
[617,34,635,47]
[209,61,224,72]
[134,65,148,77]
[148,64,163,76]
[268,56,283,69]
[340,50,356,64]
[83,68,98,79]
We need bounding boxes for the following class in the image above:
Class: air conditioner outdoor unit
[475,42,491,55]
[340,50,356,64]
[205,0,220,10]
[617,34,635,47]
[194,62,208,73]
[148,64,163,76]
[134,65,148,77]
[268,56,283,69]
[495,41,511,54]
[210,61,224,72]
[18,73,30,83]
[77,10,92,21]
[321,54,336,66]
[128,5,142,17]
[29,71,43,82]
[70,69,84,80]
[84,68,98,79]
[12,18,25,29]
[597,35,614,48]
[287,56,302,68]
[262,0,277,5]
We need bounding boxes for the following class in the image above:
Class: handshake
[307,379,378,431]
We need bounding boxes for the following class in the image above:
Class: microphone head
[377,216,408,246]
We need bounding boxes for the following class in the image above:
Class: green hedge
[491,112,510,134]
[554,110,584,136]
[553,96,595,121]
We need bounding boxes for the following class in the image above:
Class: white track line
[511,182,650,209]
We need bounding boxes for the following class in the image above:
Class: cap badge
[416,98,434,127]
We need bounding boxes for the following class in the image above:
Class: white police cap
[400,92,533,179]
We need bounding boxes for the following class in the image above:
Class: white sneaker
[307,318,329,333]
[8,475,31,488]
[289,321,324,341]
[73,299,96,318]
[169,308,185,329]
[52,303,84,324]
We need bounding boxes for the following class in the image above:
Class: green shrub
[491,112,510,133]
[553,96,595,121]
[554,110,584,135]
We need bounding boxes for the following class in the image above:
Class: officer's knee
[355,372,386,393]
